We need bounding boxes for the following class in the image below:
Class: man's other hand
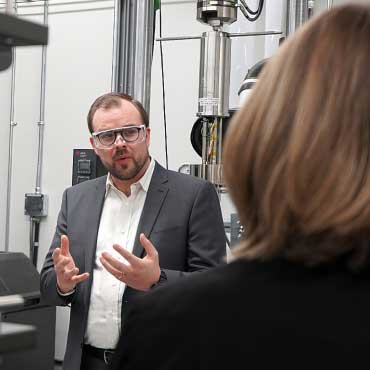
[100,233,161,291]
[53,234,90,294]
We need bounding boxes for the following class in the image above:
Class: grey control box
[24,193,48,217]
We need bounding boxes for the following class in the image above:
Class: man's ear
[89,136,99,156]
[145,127,151,147]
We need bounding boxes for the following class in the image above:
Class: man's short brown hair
[87,92,149,133]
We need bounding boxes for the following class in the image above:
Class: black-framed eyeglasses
[92,124,146,148]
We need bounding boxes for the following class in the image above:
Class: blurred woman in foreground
[112,4,370,369]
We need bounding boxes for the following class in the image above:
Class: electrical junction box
[24,193,48,217]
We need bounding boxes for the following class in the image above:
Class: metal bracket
[230,213,244,246]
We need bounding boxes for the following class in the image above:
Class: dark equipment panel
[72,149,108,185]
[0,252,55,370]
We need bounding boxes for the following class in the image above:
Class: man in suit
[40,92,226,370]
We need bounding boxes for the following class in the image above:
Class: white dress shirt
[84,158,155,349]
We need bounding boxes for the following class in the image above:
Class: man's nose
[114,133,126,146]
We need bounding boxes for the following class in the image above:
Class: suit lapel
[132,162,169,257]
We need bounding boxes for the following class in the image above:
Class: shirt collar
[105,157,155,196]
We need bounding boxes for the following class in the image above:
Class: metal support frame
[27,0,49,267]
[35,0,48,195]
[4,3,18,252]
[286,0,318,37]
[111,0,155,113]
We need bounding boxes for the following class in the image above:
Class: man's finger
[71,272,89,284]
[60,235,70,257]
[52,248,61,264]
[63,267,79,280]
[139,233,158,258]
[112,244,141,266]
[54,256,74,272]
[100,254,131,278]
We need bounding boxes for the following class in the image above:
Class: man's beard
[103,149,149,181]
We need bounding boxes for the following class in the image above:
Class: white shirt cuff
[56,284,76,297]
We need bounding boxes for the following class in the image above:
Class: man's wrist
[56,284,76,297]
[150,270,167,289]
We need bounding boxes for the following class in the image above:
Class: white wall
[0,0,285,360]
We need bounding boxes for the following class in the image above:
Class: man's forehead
[94,101,143,122]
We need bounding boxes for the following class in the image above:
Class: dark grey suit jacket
[40,162,226,370]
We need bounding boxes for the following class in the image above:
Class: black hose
[240,0,264,22]
[30,218,40,267]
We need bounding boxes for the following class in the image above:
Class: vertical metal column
[111,0,155,113]
[198,30,231,118]
[286,0,309,37]
[5,2,17,252]
[196,30,231,186]
[29,0,49,266]
[111,0,121,92]
[35,0,48,195]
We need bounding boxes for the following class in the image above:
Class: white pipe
[5,3,18,253]
[35,0,48,194]
[111,0,120,91]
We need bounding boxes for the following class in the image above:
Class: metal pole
[156,31,281,42]
[35,0,48,194]
[112,0,155,113]
[4,2,17,252]
[30,0,48,266]
[111,0,121,91]
[286,0,309,37]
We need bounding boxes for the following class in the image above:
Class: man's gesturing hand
[52,235,89,294]
[100,233,161,291]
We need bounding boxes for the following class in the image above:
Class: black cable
[33,220,39,267]
[159,2,169,170]
[240,0,264,22]
[30,218,40,267]
[240,0,258,15]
